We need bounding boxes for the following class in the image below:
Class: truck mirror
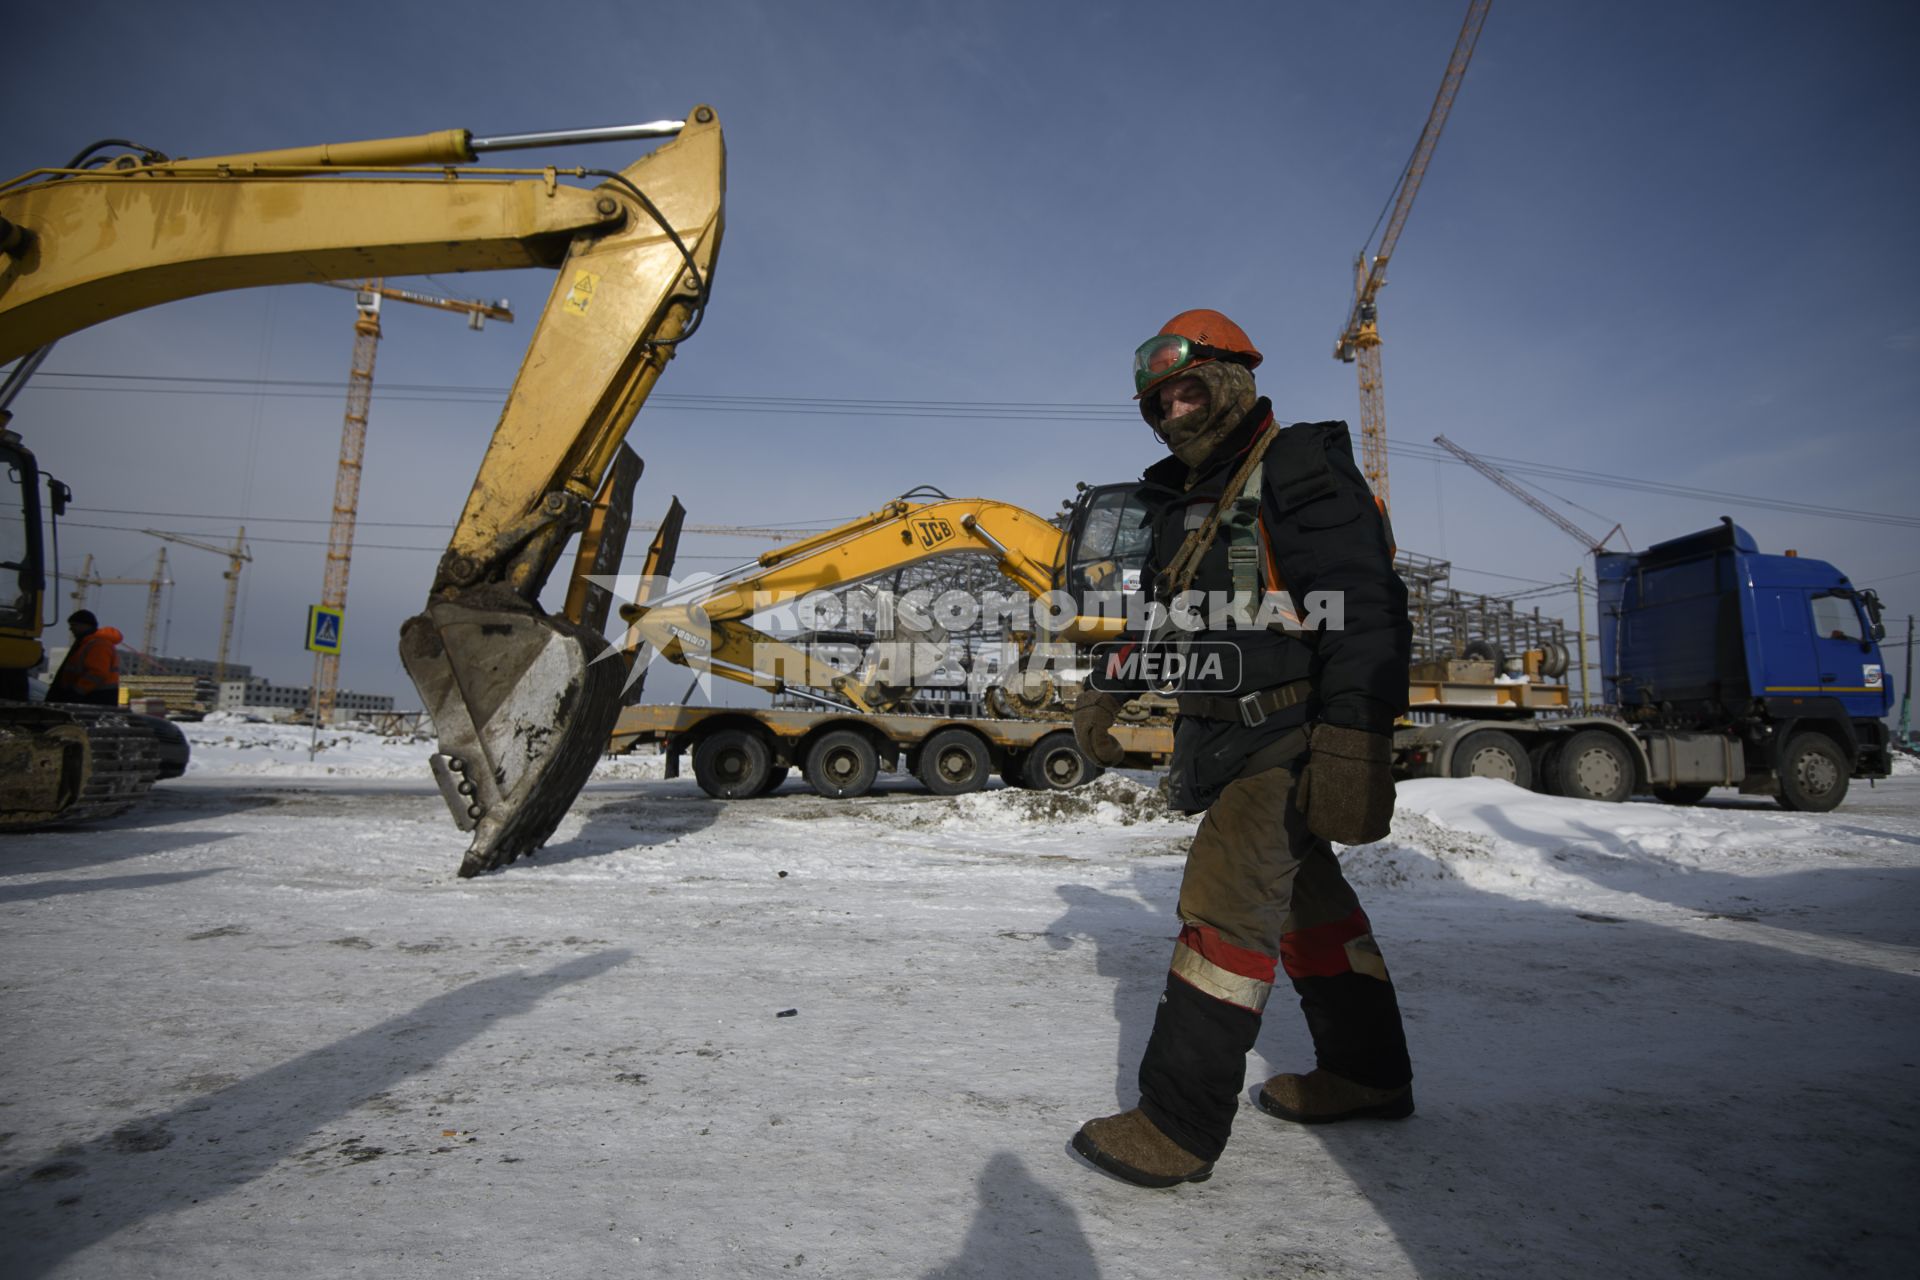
[47,477,70,518]
[1859,589,1886,641]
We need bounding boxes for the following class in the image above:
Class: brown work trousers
[1177,762,1390,996]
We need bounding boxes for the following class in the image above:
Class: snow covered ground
[3,721,1917,1278]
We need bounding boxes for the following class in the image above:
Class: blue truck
[1396,518,1894,811]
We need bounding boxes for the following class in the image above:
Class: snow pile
[183,721,674,782]
[944,771,1188,830]
[183,720,434,778]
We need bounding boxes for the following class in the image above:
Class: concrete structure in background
[216,678,394,718]
[103,656,394,718]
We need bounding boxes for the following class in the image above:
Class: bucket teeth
[400,598,626,876]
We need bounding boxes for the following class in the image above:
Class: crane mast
[1334,0,1492,508]
[309,282,511,726]
[143,527,252,681]
[69,550,170,673]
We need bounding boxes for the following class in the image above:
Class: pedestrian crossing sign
[306,605,344,655]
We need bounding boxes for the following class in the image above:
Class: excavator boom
[0,110,727,874]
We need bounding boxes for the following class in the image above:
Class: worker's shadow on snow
[1046,871,1182,1108]
[922,1151,1099,1280]
[0,949,632,1277]
[1473,804,1920,948]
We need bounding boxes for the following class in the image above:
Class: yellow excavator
[625,482,1159,714]
[602,482,1180,801]
[0,110,725,875]
[622,485,1144,710]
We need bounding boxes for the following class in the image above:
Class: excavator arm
[628,490,1141,712]
[0,110,726,873]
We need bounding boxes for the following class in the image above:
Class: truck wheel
[1451,730,1533,789]
[755,765,791,797]
[1651,784,1710,806]
[1529,739,1564,794]
[916,728,990,795]
[693,728,773,799]
[1551,729,1634,803]
[1023,732,1101,791]
[998,750,1027,788]
[805,729,880,799]
[1776,733,1849,813]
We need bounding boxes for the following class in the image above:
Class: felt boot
[1256,1068,1414,1124]
[1071,1108,1214,1188]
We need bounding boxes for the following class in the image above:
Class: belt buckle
[1238,689,1268,728]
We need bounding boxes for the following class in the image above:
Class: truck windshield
[1810,592,1863,642]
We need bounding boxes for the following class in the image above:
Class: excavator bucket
[400,596,627,877]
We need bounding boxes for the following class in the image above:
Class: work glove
[1071,689,1127,767]
[1296,723,1396,845]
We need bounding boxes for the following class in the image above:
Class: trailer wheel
[1776,732,1849,813]
[693,728,773,799]
[1651,784,1710,806]
[1551,729,1634,803]
[1023,732,1101,791]
[1529,739,1564,795]
[755,765,791,797]
[1451,730,1533,789]
[916,728,990,795]
[805,729,880,799]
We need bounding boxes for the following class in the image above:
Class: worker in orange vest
[47,610,123,706]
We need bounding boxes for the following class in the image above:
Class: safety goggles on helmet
[1132,334,1255,396]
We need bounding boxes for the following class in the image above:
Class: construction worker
[47,609,124,707]
[1069,310,1414,1188]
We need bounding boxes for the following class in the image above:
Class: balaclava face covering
[1141,360,1259,471]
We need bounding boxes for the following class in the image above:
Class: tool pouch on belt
[1166,719,1309,815]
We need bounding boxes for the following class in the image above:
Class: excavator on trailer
[606,482,1184,799]
[0,110,726,874]
[624,483,1159,713]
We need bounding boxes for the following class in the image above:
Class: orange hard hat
[1133,309,1264,399]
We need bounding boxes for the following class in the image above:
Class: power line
[31,368,1917,530]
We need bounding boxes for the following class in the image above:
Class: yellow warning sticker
[563,269,600,316]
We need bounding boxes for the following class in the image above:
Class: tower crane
[68,549,171,673]
[1333,0,1492,509]
[310,280,512,725]
[1432,435,1623,554]
[141,527,252,680]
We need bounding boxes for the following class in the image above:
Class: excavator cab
[1059,482,1154,626]
[0,433,47,701]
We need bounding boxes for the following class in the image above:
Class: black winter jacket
[1122,401,1410,740]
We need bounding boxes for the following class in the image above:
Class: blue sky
[8,0,1917,705]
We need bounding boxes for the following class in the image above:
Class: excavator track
[0,702,187,831]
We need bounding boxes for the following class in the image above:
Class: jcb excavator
[625,482,1161,716]
[0,110,726,875]
[602,483,1181,800]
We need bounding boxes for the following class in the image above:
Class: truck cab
[1596,518,1893,805]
